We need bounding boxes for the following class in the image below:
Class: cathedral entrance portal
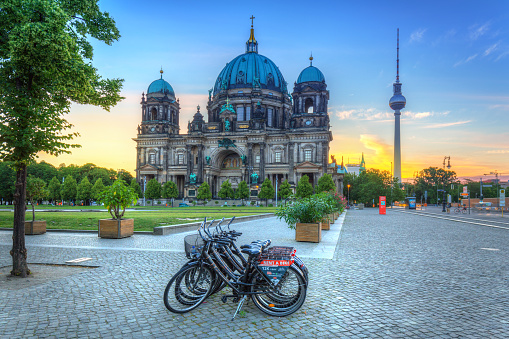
[211,150,244,195]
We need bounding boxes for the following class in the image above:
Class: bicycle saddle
[241,247,261,256]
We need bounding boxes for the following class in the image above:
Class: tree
[47,177,61,204]
[92,178,106,202]
[316,174,336,194]
[27,161,58,183]
[197,182,212,203]
[117,170,134,185]
[162,181,178,205]
[235,181,250,205]
[26,176,47,222]
[218,180,234,199]
[130,180,143,199]
[61,176,78,205]
[97,180,138,220]
[0,0,123,276]
[296,175,313,198]
[0,162,16,204]
[258,178,275,206]
[145,179,162,205]
[278,179,292,202]
[76,177,93,205]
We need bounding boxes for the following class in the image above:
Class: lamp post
[442,156,451,212]
[347,184,351,207]
[143,175,147,207]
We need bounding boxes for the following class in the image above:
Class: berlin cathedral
[133,21,343,199]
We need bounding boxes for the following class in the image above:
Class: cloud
[484,42,499,56]
[469,22,490,40]
[423,120,472,128]
[409,28,427,43]
[454,53,478,67]
[495,50,509,62]
[360,134,391,158]
[487,150,509,154]
[333,107,392,121]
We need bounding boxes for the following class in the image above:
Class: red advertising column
[379,196,386,215]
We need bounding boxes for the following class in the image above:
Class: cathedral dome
[213,52,287,95]
[147,71,175,96]
[297,65,325,84]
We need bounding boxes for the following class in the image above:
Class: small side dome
[147,78,175,96]
[297,66,325,83]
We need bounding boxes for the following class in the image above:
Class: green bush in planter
[314,191,336,215]
[98,180,138,220]
[275,196,329,229]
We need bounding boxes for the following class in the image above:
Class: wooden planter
[321,218,330,230]
[295,222,322,243]
[25,220,46,235]
[99,219,134,239]
[328,214,335,224]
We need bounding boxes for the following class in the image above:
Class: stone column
[247,143,253,183]
[197,144,204,182]
[288,142,295,184]
[322,142,329,176]
[259,143,265,180]
[186,145,192,179]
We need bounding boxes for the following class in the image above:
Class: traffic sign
[482,185,492,188]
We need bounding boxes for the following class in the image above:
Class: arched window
[151,107,157,120]
[305,98,314,113]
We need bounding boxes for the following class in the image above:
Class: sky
[37,0,509,181]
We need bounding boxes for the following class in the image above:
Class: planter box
[321,218,330,230]
[295,222,322,243]
[328,214,335,224]
[25,220,46,235]
[99,219,134,239]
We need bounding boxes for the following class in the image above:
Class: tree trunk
[11,164,30,277]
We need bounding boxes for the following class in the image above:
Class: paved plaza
[1,208,508,338]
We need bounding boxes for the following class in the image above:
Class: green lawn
[0,207,276,232]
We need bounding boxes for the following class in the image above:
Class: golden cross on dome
[226,96,230,106]
[250,15,255,27]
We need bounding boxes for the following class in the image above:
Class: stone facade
[133,26,341,199]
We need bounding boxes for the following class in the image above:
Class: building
[133,22,341,199]
[344,153,366,177]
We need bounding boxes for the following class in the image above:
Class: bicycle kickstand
[231,295,247,321]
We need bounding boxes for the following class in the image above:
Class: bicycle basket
[184,234,205,259]
[257,246,296,286]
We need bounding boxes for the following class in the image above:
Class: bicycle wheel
[163,264,213,313]
[462,209,467,214]
[250,264,307,317]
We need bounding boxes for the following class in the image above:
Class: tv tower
[389,29,406,183]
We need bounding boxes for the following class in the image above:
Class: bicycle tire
[250,264,307,317]
[163,265,213,313]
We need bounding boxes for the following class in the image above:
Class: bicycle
[163,217,308,320]
[454,206,467,214]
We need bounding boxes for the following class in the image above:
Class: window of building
[304,150,312,162]
[238,91,243,94]
[255,155,260,163]
[245,106,251,121]
[151,107,158,120]
[267,108,273,127]
[237,107,245,121]
[178,154,184,165]
[149,153,156,164]
[269,92,273,96]
[275,152,281,163]
[305,98,314,113]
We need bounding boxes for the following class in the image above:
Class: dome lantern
[246,15,258,53]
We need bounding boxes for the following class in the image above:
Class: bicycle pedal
[233,297,240,303]
[221,296,228,303]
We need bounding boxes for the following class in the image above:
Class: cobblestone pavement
[1,209,508,338]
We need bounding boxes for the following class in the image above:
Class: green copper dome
[147,76,175,96]
[297,66,325,84]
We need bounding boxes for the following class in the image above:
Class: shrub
[268,203,273,207]
[275,196,330,228]
[215,200,219,204]
[98,180,138,220]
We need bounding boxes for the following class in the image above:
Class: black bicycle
[163,217,308,320]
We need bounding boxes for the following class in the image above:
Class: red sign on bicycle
[379,196,386,215]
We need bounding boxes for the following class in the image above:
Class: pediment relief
[139,164,160,171]
[295,161,321,169]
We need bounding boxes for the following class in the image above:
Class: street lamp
[442,156,451,212]
[347,184,351,207]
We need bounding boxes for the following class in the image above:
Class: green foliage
[275,196,330,227]
[296,175,313,198]
[278,180,292,200]
[98,180,138,220]
[76,177,93,204]
[162,180,178,199]
[258,178,275,205]
[197,182,212,201]
[92,178,106,201]
[26,176,47,221]
[218,180,234,199]
[413,167,458,204]
[130,180,143,199]
[0,161,15,203]
[145,179,162,202]
[27,161,58,183]
[47,176,61,203]
[235,181,250,201]
[316,174,336,194]
[117,171,134,185]
[60,175,77,204]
